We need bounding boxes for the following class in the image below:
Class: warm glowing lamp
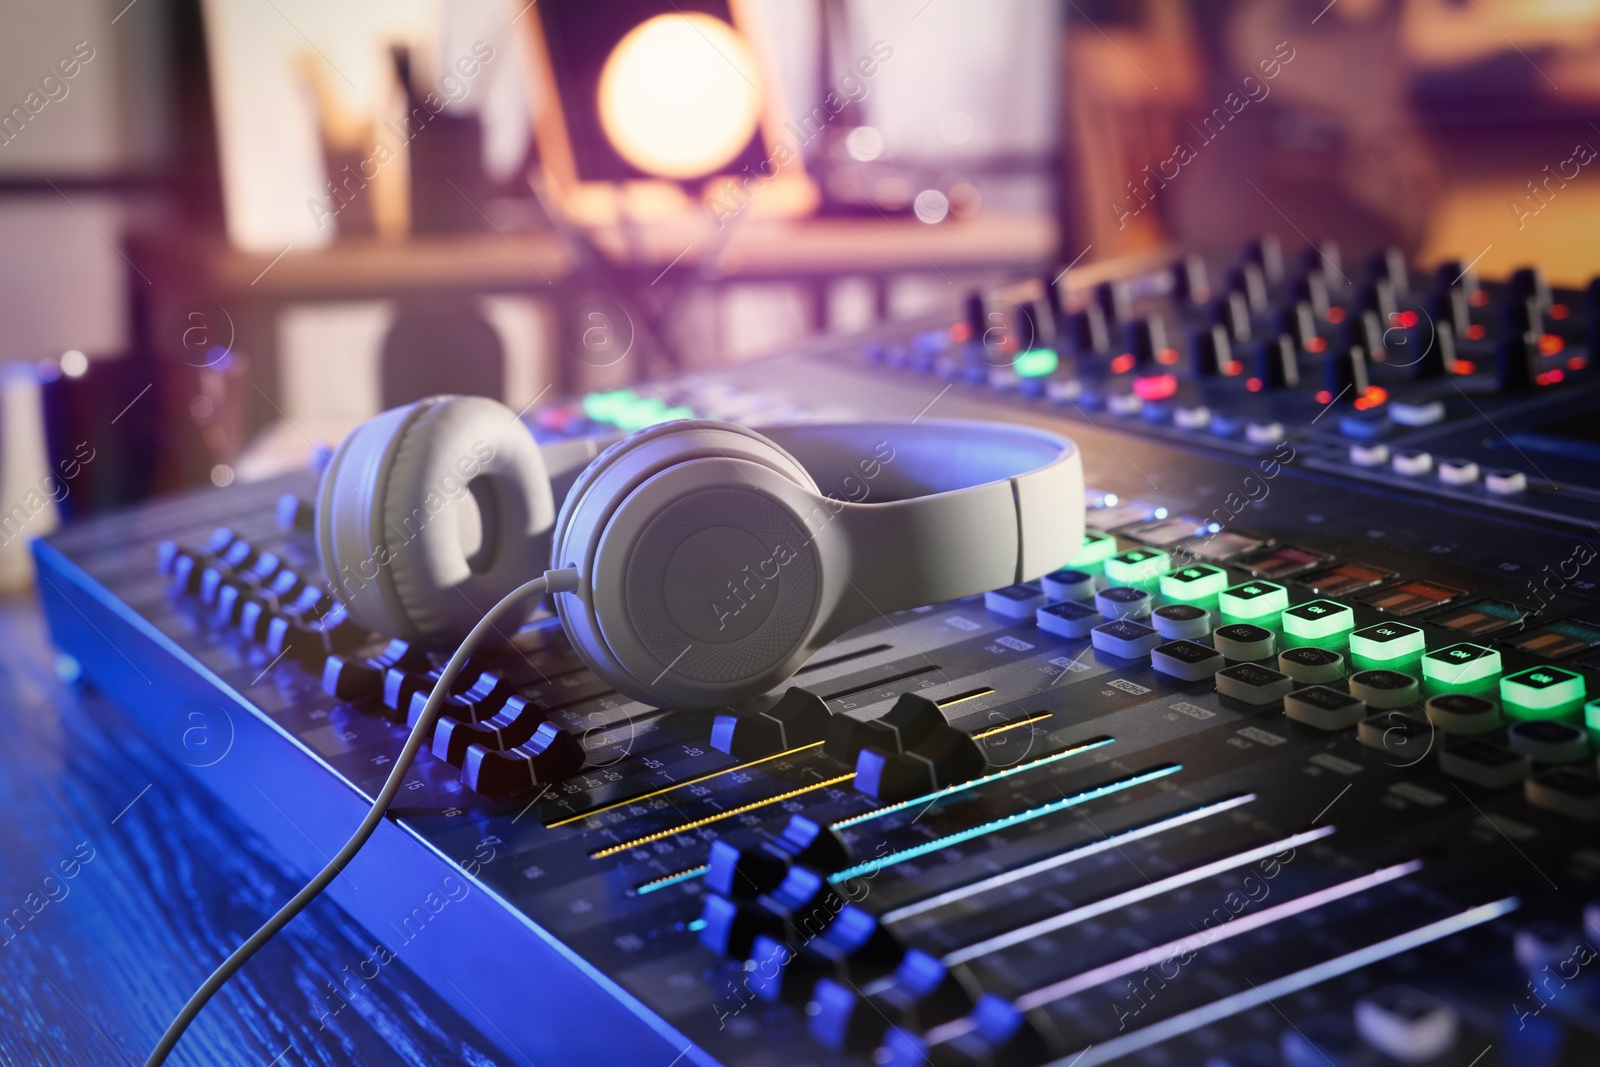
[596,14,763,180]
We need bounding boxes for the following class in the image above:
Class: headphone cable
[146,568,580,1067]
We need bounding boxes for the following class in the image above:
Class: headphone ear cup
[316,396,555,643]
[550,419,828,708]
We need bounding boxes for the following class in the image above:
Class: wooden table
[0,594,506,1066]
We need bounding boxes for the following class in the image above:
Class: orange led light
[1306,337,1327,353]
[1110,353,1136,374]
[1538,333,1564,356]
[1223,359,1244,376]
[1568,356,1589,371]
[1466,325,1486,340]
[1452,359,1476,375]
[1156,347,1180,365]
[1352,385,1389,411]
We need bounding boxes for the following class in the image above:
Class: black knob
[1243,234,1285,286]
[1358,309,1386,363]
[1092,278,1132,323]
[1434,259,1473,293]
[1366,247,1409,297]
[1014,301,1045,352]
[1358,278,1398,322]
[1251,336,1300,389]
[1272,301,1318,350]
[1172,253,1210,306]
[1292,270,1332,320]
[1508,267,1552,314]
[1301,241,1342,285]
[1062,304,1109,357]
[963,291,986,341]
[1496,296,1538,390]
[1324,344,1370,398]
[1415,318,1453,379]
[1227,262,1269,313]
[1209,291,1252,343]
[1121,315,1168,366]
[1425,286,1471,336]
[1587,276,1600,366]
[1188,323,1230,378]
[1038,272,1065,331]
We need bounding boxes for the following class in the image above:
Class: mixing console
[36,241,1600,1066]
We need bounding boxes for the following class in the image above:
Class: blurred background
[3,0,1600,581]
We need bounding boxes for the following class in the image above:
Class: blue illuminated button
[1215,663,1293,705]
[1090,619,1163,659]
[1278,646,1345,685]
[1507,720,1589,763]
[1420,643,1502,689]
[1348,622,1425,663]
[1068,531,1118,570]
[1103,547,1171,587]
[1217,580,1289,622]
[1036,600,1100,639]
[1041,568,1096,601]
[1212,623,1275,661]
[1095,586,1151,620]
[1349,669,1421,709]
[1284,686,1367,731]
[984,582,1047,620]
[1151,640,1225,682]
[1500,666,1586,721]
[1160,564,1229,603]
[1151,603,1210,640]
[1281,599,1355,642]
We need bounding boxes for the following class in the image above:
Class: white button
[1392,449,1433,476]
[1437,458,1479,485]
[1485,469,1527,495]
[1046,378,1081,404]
[1107,392,1142,416]
[1355,986,1458,1063]
[1173,405,1211,429]
[1245,420,1284,444]
[1349,443,1389,468]
[1390,399,1445,427]
[987,367,1019,391]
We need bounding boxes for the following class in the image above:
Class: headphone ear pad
[316,396,555,643]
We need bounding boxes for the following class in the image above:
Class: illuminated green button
[1281,599,1355,641]
[1217,580,1289,622]
[1014,347,1059,378]
[1104,547,1171,587]
[1421,643,1502,689]
[1068,531,1118,571]
[1160,564,1229,603]
[1348,622,1425,662]
[1500,666,1586,721]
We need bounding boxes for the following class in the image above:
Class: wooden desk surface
[131,211,1057,302]
[0,594,506,1067]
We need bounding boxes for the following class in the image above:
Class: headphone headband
[756,420,1083,630]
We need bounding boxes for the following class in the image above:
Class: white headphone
[315,395,1084,709]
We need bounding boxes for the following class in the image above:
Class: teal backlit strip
[828,736,1115,832]
[827,763,1183,883]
